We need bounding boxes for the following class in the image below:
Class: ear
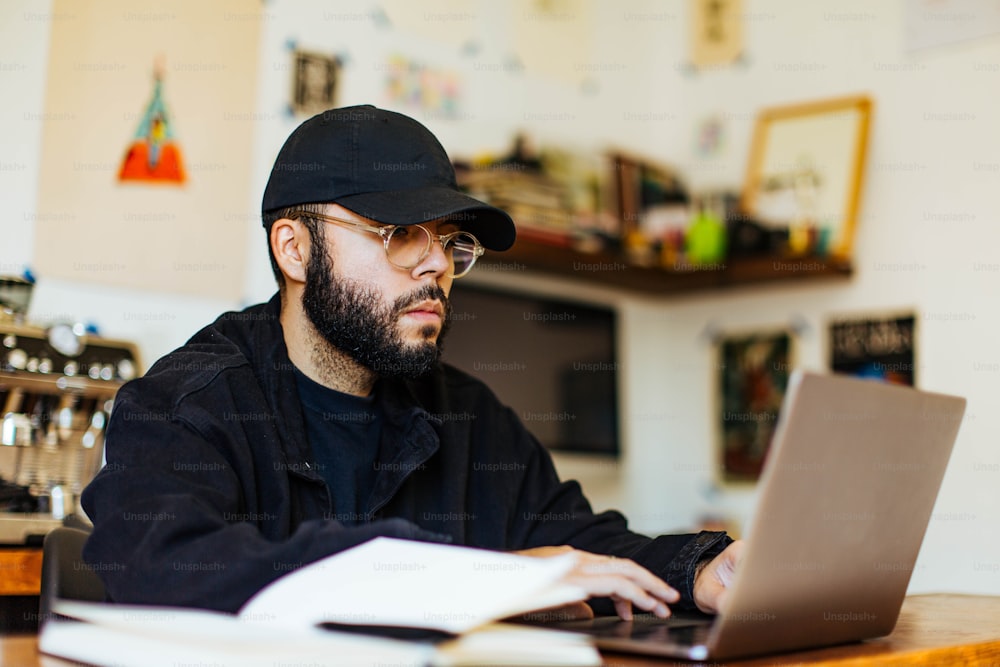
[270,217,311,286]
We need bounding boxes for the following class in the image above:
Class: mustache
[393,284,450,318]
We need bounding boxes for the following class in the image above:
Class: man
[82,104,741,619]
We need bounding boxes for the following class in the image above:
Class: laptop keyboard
[583,615,712,646]
[537,612,713,648]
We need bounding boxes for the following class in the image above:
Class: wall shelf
[479,239,853,296]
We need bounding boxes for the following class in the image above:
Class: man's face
[301,211,453,379]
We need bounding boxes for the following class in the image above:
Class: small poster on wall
[383,54,461,119]
[291,48,341,117]
[118,61,186,185]
[717,328,793,484]
[829,313,916,386]
[690,0,744,69]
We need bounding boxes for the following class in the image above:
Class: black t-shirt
[293,367,382,525]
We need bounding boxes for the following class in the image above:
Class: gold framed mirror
[741,95,873,260]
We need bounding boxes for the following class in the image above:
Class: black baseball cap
[261,104,516,251]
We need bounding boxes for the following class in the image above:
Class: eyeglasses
[291,211,485,279]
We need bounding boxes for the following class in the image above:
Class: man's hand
[693,539,744,614]
[514,546,679,621]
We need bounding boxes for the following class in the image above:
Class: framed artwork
[829,313,916,386]
[741,95,872,259]
[717,328,794,484]
[690,0,744,69]
[291,49,340,117]
[118,62,186,185]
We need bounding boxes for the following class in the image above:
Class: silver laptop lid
[707,370,966,660]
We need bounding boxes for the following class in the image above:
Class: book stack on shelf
[458,167,575,247]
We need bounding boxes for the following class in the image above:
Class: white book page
[239,537,586,634]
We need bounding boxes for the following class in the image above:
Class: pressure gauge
[117,358,137,381]
[7,348,27,370]
[47,323,85,357]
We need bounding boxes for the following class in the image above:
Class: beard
[301,241,451,379]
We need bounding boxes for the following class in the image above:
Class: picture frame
[716,328,794,484]
[741,95,873,260]
[828,311,916,386]
[291,49,340,117]
[690,0,744,70]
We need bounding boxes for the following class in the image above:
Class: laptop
[543,370,966,661]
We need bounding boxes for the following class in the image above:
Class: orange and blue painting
[118,66,186,184]
[719,329,793,483]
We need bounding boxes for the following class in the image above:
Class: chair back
[39,526,106,626]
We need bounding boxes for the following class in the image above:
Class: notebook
[543,370,966,661]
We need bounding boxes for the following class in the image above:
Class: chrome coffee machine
[0,318,140,544]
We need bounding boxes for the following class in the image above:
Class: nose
[411,233,452,280]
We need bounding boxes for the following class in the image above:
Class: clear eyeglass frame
[290,210,485,278]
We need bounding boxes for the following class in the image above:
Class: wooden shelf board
[479,240,852,295]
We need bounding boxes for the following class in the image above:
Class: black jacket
[82,295,731,613]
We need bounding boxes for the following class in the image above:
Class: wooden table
[3,594,999,666]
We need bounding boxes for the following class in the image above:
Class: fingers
[613,598,635,621]
[564,553,678,619]
[693,540,745,613]
[579,555,680,604]
[515,547,681,621]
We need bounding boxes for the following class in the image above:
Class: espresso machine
[0,282,141,544]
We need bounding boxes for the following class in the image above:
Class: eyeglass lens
[385,226,479,277]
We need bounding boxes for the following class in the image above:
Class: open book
[39,537,601,666]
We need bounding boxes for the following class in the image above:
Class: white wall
[1,1,51,279]
[2,0,998,595]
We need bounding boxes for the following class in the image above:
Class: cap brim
[335,187,516,251]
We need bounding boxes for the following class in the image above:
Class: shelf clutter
[455,135,853,296]
[479,241,851,295]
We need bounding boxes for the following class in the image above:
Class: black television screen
[441,284,619,456]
